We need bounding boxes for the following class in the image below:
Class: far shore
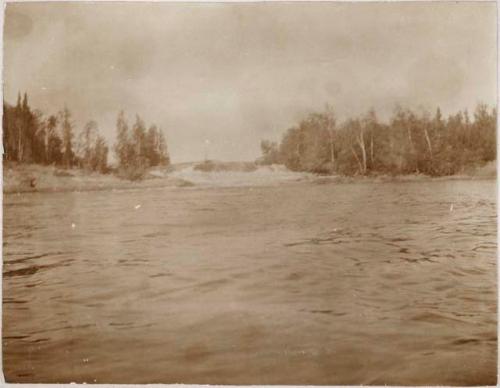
[3,161,496,195]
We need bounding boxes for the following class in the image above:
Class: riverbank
[2,163,193,194]
[3,161,496,194]
[310,162,497,185]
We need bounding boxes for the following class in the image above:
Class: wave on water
[168,164,312,188]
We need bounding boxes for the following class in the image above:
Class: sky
[4,2,497,163]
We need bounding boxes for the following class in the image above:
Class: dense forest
[3,92,170,180]
[259,104,496,176]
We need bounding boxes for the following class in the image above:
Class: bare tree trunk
[424,126,433,158]
[350,145,363,174]
[45,129,49,164]
[422,126,433,173]
[356,131,367,174]
[17,126,23,162]
[370,132,374,168]
[326,108,336,168]
[329,131,335,165]
[407,126,418,173]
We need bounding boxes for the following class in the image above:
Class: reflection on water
[3,179,497,384]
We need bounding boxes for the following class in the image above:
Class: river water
[2,176,497,384]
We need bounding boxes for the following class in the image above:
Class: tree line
[3,92,170,179]
[114,111,170,180]
[258,104,496,176]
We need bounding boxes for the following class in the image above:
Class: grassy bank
[2,163,191,194]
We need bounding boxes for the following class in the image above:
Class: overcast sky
[4,2,497,163]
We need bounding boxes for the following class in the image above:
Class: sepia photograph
[2,1,497,385]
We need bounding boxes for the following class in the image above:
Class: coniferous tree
[3,103,17,161]
[32,110,47,164]
[60,107,75,168]
[93,135,109,173]
[15,92,26,162]
[146,125,160,166]
[114,110,131,167]
[3,94,111,170]
[78,120,98,171]
[131,115,147,166]
[157,129,170,166]
[46,115,63,165]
